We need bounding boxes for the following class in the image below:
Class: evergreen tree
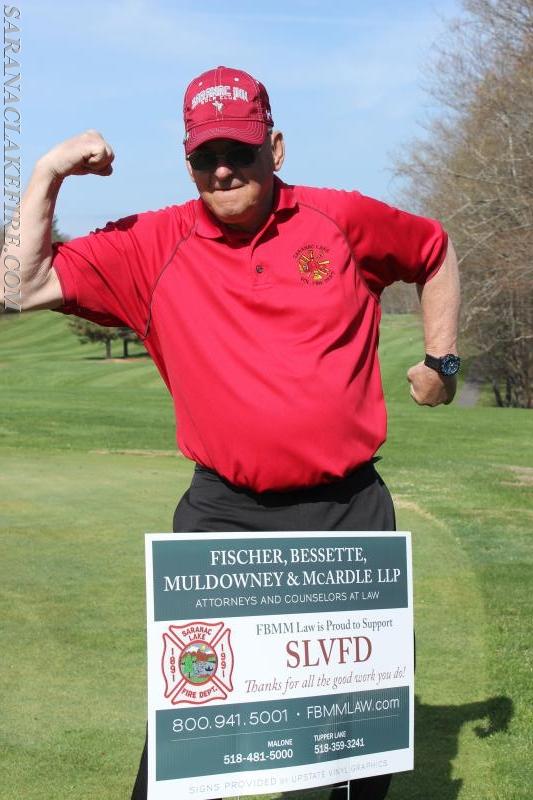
[51,216,69,243]
[68,318,120,360]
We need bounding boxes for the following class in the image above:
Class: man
[5,66,460,799]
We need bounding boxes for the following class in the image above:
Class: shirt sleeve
[340,193,448,298]
[52,206,181,335]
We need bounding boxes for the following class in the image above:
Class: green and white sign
[145,532,414,799]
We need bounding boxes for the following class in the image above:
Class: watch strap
[424,354,442,372]
[424,353,461,376]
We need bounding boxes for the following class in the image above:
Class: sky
[20,0,464,237]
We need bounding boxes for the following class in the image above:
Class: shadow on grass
[387,695,513,800]
[270,695,513,800]
[82,352,151,361]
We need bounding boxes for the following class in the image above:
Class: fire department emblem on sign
[294,245,333,285]
[161,621,234,706]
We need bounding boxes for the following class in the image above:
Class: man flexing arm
[407,240,461,407]
[2,130,114,312]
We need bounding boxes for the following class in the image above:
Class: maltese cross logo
[161,620,234,706]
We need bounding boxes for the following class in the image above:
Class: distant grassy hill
[0,311,175,452]
[0,310,425,453]
[0,310,427,444]
[1,310,531,800]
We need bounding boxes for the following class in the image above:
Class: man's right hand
[37,130,115,180]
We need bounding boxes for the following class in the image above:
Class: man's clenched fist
[37,130,115,180]
[407,361,457,407]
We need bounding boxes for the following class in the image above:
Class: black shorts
[132,461,394,800]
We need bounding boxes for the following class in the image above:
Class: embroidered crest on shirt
[294,245,333,285]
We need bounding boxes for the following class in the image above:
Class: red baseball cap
[183,66,274,155]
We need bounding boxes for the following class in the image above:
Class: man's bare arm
[407,240,461,406]
[2,130,114,312]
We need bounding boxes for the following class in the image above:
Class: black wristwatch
[424,353,461,377]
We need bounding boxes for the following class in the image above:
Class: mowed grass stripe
[1,312,86,357]
[0,456,491,800]
[364,503,494,800]
[1,312,165,394]
[4,360,163,391]
[1,310,532,800]
[1,311,145,362]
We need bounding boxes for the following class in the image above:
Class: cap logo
[191,84,249,110]
[183,67,273,154]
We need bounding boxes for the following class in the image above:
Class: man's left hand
[407,362,457,406]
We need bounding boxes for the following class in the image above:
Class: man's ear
[270,130,285,172]
[185,157,196,182]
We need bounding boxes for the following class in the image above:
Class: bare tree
[381,282,418,314]
[393,0,533,407]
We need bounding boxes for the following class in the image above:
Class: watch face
[441,354,460,376]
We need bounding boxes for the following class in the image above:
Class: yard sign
[145,531,414,799]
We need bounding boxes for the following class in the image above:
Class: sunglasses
[187,143,261,172]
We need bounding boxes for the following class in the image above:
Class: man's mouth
[213,183,244,192]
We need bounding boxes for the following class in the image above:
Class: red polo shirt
[52,178,447,491]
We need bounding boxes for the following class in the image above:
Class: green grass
[1,312,532,800]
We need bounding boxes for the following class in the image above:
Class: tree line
[54,218,141,358]
[5,3,531,406]
[1,218,140,356]
[391,0,532,408]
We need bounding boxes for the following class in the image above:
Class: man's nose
[213,162,234,180]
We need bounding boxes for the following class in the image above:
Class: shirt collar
[273,176,297,214]
[194,176,297,240]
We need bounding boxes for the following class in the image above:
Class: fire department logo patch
[161,620,234,706]
[294,244,333,285]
